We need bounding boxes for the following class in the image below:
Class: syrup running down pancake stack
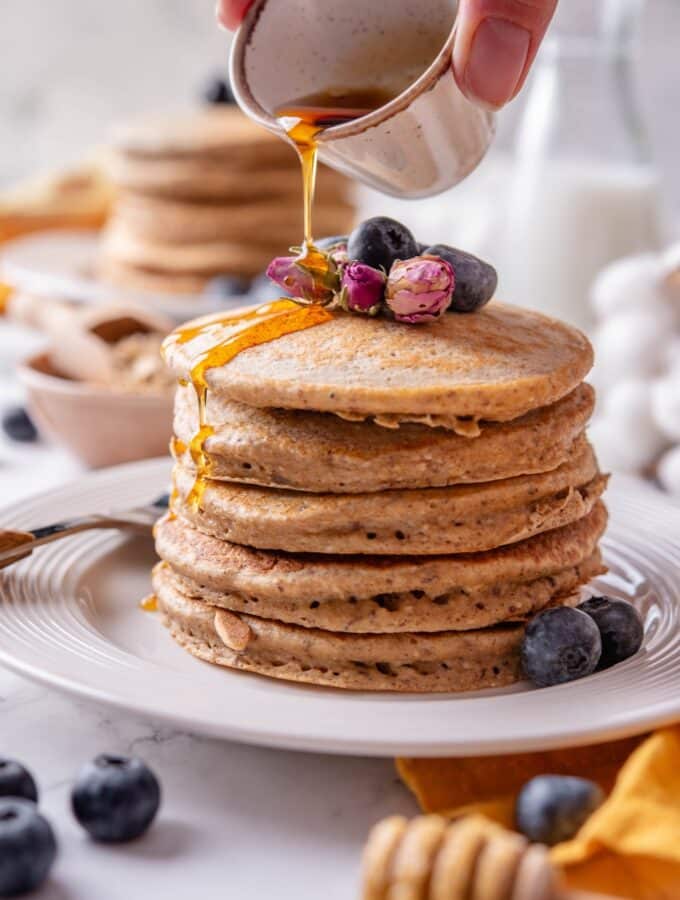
[99,107,355,295]
[153,301,607,692]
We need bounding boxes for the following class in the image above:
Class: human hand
[217,0,558,109]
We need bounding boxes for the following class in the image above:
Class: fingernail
[464,17,531,109]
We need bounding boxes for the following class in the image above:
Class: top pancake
[164,302,593,423]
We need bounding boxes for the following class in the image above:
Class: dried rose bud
[339,261,386,315]
[329,242,349,269]
[266,255,337,304]
[385,255,455,323]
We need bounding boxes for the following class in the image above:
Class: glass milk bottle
[496,0,664,332]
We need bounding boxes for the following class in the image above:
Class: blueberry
[71,755,160,843]
[0,762,37,804]
[347,217,418,272]
[516,775,604,846]
[416,242,430,255]
[1,408,37,444]
[423,244,497,313]
[315,235,348,251]
[203,275,252,300]
[579,596,644,669]
[521,607,601,688]
[0,799,57,897]
[202,76,236,105]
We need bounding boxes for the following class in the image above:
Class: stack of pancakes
[154,302,607,692]
[100,107,355,295]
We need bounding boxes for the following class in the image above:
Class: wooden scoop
[6,294,173,384]
[361,815,626,900]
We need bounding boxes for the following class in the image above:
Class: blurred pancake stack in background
[99,105,356,296]
[0,164,113,245]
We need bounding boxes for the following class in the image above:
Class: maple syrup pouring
[163,300,333,510]
[275,87,395,273]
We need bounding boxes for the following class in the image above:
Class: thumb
[452,0,558,109]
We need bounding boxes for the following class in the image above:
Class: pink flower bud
[385,256,455,324]
[339,262,386,315]
[329,242,349,269]
[266,255,336,304]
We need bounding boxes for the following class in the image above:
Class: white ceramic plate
[0,458,678,757]
[0,231,245,323]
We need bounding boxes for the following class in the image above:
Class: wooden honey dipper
[361,815,626,900]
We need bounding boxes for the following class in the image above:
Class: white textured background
[1,0,679,214]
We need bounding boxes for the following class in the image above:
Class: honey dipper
[361,814,626,900]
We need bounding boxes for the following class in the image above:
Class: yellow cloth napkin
[397,727,680,899]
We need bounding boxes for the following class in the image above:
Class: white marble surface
[2,669,416,899]
[0,417,417,900]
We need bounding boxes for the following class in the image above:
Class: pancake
[154,548,602,634]
[173,384,595,493]
[107,158,350,202]
[114,193,355,245]
[101,222,286,275]
[155,581,570,692]
[98,258,220,296]
[154,502,606,629]
[164,303,593,424]
[173,442,606,555]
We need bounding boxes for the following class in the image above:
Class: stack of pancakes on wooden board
[154,302,607,692]
[99,107,355,295]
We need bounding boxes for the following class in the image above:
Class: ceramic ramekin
[230,0,494,199]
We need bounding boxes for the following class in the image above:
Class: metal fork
[0,493,169,570]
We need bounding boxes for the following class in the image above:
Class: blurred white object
[592,309,673,389]
[664,338,680,376]
[651,372,680,442]
[657,445,680,495]
[588,417,648,474]
[588,241,680,484]
[590,377,668,474]
[604,378,668,463]
[590,253,665,320]
[656,446,680,496]
[495,0,664,332]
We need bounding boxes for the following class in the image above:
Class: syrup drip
[275,88,395,277]
[163,300,333,510]
[140,594,158,613]
[0,284,11,316]
[167,485,179,522]
[166,439,188,521]
[171,437,187,458]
